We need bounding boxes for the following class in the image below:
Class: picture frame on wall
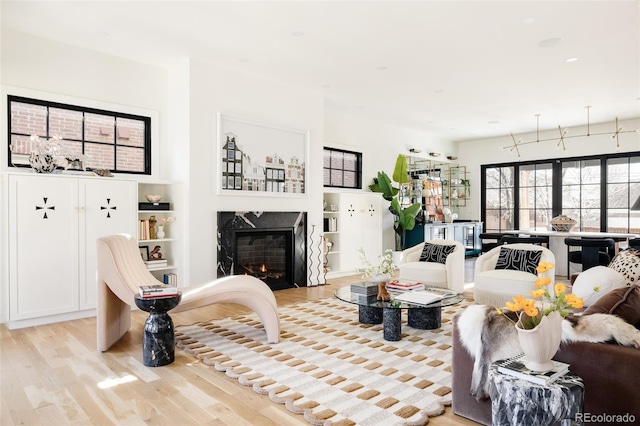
[216,113,309,196]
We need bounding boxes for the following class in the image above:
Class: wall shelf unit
[137,181,183,285]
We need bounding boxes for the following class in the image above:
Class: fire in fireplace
[234,228,294,290]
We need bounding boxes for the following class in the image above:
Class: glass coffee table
[335,284,463,341]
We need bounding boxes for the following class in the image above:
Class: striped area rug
[175,297,471,426]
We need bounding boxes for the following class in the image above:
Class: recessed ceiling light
[291,31,304,37]
[238,58,250,63]
[434,89,444,94]
[376,66,388,71]
[538,37,563,48]
[566,57,579,63]
[488,120,500,124]
[321,84,331,89]
[522,17,536,24]
[97,31,110,37]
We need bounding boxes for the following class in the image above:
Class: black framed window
[323,147,362,189]
[8,95,151,174]
[481,152,640,234]
[519,163,553,230]
[483,165,515,231]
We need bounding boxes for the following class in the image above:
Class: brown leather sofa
[452,314,640,425]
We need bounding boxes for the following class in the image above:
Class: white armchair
[474,243,555,307]
[398,239,465,293]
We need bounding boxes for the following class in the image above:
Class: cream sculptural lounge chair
[96,234,280,352]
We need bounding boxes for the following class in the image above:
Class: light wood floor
[0,266,480,426]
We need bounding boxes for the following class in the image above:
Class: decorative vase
[516,310,563,372]
[29,152,57,173]
[371,274,391,301]
[157,225,165,239]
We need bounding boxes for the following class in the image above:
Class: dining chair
[564,237,615,276]
[499,235,550,247]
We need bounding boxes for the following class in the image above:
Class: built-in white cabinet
[7,174,136,328]
[323,191,382,278]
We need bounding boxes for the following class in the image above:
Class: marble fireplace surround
[217,211,307,289]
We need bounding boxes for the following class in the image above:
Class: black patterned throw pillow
[419,243,456,264]
[494,247,542,275]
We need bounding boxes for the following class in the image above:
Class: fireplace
[234,228,294,290]
[217,211,307,290]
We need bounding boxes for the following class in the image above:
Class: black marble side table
[134,293,182,367]
[489,363,584,426]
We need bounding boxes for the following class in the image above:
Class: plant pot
[157,225,165,239]
[516,310,563,372]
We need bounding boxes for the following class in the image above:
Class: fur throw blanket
[457,305,640,400]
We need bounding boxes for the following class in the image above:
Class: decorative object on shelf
[28,135,63,173]
[499,262,585,371]
[157,217,175,239]
[29,151,57,173]
[356,248,397,301]
[94,169,113,177]
[149,245,163,260]
[145,194,162,203]
[461,179,471,196]
[149,215,157,239]
[28,135,90,173]
[323,199,327,211]
[369,154,422,251]
[139,245,150,261]
[501,107,638,158]
[550,214,577,232]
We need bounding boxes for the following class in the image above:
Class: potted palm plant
[369,154,423,251]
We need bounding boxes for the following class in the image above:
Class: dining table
[501,229,639,277]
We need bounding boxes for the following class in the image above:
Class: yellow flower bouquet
[499,261,591,330]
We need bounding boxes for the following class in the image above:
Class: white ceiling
[2,1,639,143]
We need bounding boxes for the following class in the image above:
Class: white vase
[370,273,391,283]
[516,310,563,372]
[156,225,165,239]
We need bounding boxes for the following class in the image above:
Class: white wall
[186,58,325,284]
[457,117,640,221]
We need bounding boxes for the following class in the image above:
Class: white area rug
[176,297,471,426]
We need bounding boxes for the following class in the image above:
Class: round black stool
[134,293,182,367]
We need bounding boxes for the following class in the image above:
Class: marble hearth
[217,211,307,290]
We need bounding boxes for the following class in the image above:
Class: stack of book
[496,354,570,385]
[139,219,150,240]
[139,284,179,298]
[350,282,378,296]
[323,217,338,232]
[144,259,168,269]
[163,273,178,285]
[387,280,424,291]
